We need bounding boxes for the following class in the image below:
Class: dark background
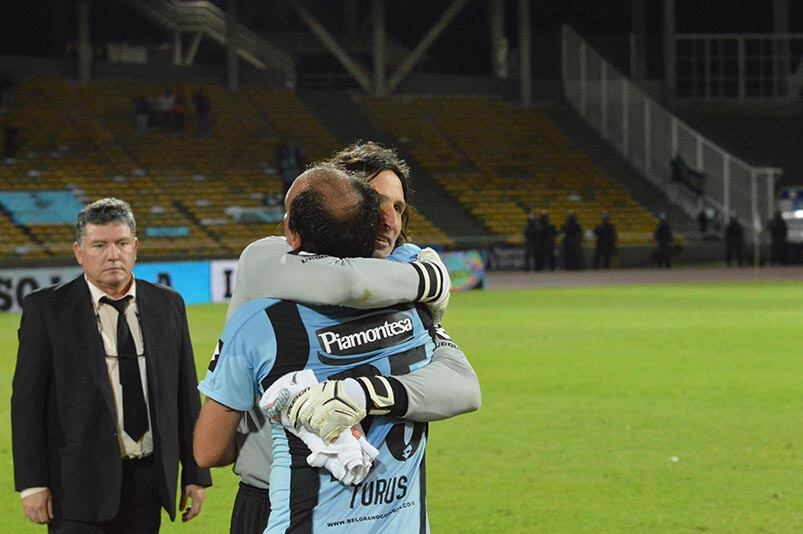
[0,1,800,75]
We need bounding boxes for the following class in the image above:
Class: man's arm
[11,295,55,524]
[195,308,274,468]
[394,342,481,422]
[12,297,52,486]
[227,237,448,319]
[175,297,213,488]
[194,399,242,468]
[359,328,481,421]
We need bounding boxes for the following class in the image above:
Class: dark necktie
[101,296,148,441]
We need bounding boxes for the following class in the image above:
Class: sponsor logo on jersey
[316,312,414,356]
[349,475,409,509]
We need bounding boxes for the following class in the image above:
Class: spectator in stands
[522,209,539,271]
[536,210,557,271]
[133,97,151,135]
[157,87,175,130]
[708,206,724,235]
[724,215,746,267]
[4,123,19,162]
[174,91,187,134]
[697,207,709,237]
[593,212,617,269]
[192,89,211,136]
[277,138,303,198]
[767,210,788,266]
[653,212,673,268]
[561,211,584,270]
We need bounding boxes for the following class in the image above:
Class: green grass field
[1,281,801,532]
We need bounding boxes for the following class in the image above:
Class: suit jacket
[11,275,212,523]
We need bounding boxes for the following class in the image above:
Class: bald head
[285,165,381,258]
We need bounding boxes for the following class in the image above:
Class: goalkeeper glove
[286,376,400,443]
[287,380,367,443]
[414,247,451,324]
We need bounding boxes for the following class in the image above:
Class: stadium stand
[1,74,665,265]
[364,95,658,246]
[0,77,453,263]
[0,207,39,259]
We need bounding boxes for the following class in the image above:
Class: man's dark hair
[75,197,136,243]
[289,165,380,258]
[322,141,412,244]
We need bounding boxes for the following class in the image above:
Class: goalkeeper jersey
[227,242,436,489]
[199,297,435,534]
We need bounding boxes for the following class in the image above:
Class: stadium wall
[0,250,486,313]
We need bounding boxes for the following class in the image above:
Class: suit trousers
[48,456,161,533]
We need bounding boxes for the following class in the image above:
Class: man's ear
[286,230,302,251]
[73,241,83,266]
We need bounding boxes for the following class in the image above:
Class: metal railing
[675,33,803,99]
[562,25,781,256]
[115,0,296,86]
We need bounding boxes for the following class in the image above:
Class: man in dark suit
[593,212,617,269]
[653,212,674,268]
[536,210,557,271]
[11,197,211,532]
[724,215,746,267]
[767,210,788,265]
[561,211,584,271]
[522,209,539,271]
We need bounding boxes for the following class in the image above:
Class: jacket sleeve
[175,296,212,488]
[227,237,444,319]
[11,294,52,491]
[393,331,481,422]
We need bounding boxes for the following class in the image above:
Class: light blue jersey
[200,266,434,532]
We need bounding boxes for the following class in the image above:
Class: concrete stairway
[296,89,489,247]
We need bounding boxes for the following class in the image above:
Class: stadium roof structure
[100,0,535,102]
[2,1,800,103]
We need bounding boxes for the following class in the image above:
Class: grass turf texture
[0,281,800,532]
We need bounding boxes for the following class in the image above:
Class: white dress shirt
[86,277,154,458]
